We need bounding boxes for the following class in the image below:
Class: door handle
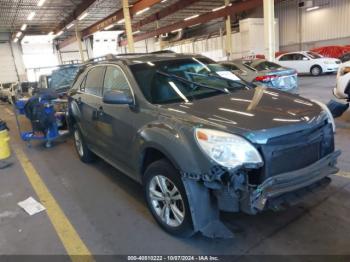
[76,97,82,105]
[98,106,104,117]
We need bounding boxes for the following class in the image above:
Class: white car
[0,82,19,104]
[334,61,350,100]
[276,51,341,76]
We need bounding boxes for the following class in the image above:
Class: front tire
[311,65,322,76]
[144,159,194,237]
[73,125,95,163]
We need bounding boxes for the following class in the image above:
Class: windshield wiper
[186,71,248,89]
[156,70,230,94]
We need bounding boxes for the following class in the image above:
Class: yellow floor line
[14,147,94,262]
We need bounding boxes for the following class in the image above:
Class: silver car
[220,59,298,93]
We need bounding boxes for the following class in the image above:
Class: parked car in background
[339,52,350,64]
[276,51,341,76]
[0,82,18,103]
[68,53,339,238]
[334,61,350,100]
[38,75,51,89]
[220,59,298,93]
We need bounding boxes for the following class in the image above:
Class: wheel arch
[310,64,323,74]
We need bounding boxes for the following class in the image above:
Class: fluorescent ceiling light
[48,31,54,35]
[13,38,19,43]
[184,14,199,21]
[27,12,36,20]
[66,23,74,29]
[117,18,125,24]
[21,24,27,31]
[16,31,22,38]
[56,30,64,36]
[104,24,115,30]
[212,5,226,12]
[136,7,150,16]
[78,12,89,20]
[133,30,141,34]
[306,6,320,11]
[37,0,46,7]
[161,0,167,3]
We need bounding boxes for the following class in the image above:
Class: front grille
[258,121,334,181]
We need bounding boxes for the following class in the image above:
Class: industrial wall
[167,18,279,61]
[0,33,26,84]
[276,0,350,51]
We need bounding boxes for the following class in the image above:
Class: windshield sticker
[216,71,241,81]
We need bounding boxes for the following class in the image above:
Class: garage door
[0,42,18,84]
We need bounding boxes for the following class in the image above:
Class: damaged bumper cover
[248,150,341,213]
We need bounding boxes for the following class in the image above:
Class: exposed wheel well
[141,148,168,176]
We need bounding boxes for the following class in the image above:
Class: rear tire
[144,159,194,237]
[73,125,95,163]
[310,65,322,76]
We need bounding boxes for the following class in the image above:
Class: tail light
[255,75,278,82]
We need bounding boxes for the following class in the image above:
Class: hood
[162,87,325,136]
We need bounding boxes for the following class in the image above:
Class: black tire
[310,65,322,76]
[144,159,194,237]
[73,125,95,163]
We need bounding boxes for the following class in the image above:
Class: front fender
[136,121,211,178]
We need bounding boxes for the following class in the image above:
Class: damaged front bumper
[245,150,340,214]
[182,151,340,239]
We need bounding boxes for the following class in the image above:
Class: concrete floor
[0,74,350,257]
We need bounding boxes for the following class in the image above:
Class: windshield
[307,52,323,59]
[50,66,80,91]
[130,58,248,104]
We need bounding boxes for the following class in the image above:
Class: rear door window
[279,54,294,61]
[294,54,306,61]
[84,66,106,96]
[253,61,282,71]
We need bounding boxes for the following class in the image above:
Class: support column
[225,0,232,59]
[84,36,94,59]
[123,0,135,53]
[75,21,85,62]
[263,0,276,61]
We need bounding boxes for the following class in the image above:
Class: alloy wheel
[148,175,185,227]
[74,130,84,157]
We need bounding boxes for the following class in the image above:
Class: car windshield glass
[130,58,249,104]
[307,52,323,59]
[250,61,282,71]
[50,66,80,91]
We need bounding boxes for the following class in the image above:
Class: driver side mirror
[103,90,134,105]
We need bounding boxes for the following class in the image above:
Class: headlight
[195,128,263,169]
[312,100,335,132]
[340,66,350,76]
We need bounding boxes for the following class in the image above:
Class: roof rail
[115,53,149,57]
[150,50,175,54]
[85,54,116,64]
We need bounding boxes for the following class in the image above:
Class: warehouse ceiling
[0,0,258,40]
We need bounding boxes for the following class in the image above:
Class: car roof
[84,52,211,67]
